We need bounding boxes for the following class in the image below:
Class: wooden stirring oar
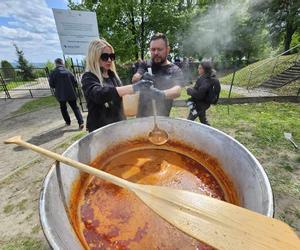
[4,136,300,250]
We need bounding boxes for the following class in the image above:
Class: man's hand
[132,79,153,92]
[148,86,166,100]
[142,72,155,82]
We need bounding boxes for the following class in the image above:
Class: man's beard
[152,55,167,66]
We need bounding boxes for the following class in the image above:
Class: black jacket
[49,66,78,102]
[81,71,125,132]
[187,75,218,111]
[188,76,212,102]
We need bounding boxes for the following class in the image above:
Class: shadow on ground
[13,125,79,151]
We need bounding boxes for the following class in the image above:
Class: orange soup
[70,140,238,250]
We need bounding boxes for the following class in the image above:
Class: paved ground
[222,84,277,97]
[0,98,87,249]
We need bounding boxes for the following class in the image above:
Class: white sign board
[52,9,99,55]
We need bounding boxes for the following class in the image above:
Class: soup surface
[71,141,238,250]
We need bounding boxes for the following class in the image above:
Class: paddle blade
[133,185,300,250]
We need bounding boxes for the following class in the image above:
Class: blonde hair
[85,39,120,85]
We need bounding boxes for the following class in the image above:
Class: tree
[68,0,194,62]
[0,60,15,80]
[182,0,272,64]
[45,60,55,71]
[254,0,300,52]
[13,43,34,81]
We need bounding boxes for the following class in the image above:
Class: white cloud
[0,0,64,63]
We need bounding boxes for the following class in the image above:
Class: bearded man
[132,33,184,117]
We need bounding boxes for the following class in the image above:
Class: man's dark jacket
[49,66,78,101]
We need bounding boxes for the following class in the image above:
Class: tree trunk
[283,23,294,54]
[140,0,145,60]
[283,6,296,55]
[129,7,139,60]
[246,50,251,64]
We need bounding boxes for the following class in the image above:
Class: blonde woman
[82,39,152,132]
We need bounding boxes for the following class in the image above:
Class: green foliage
[1,60,15,80]
[69,0,195,61]
[45,60,55,71]
[13,44,35,81]
[251,0,300,51]
[68,0,298,65]
[32,68,47,78]
[64,57,73,70]
[116,63,132,85]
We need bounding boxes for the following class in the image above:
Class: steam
[182,0,266,58]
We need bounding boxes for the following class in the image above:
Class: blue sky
[0,0,81,63]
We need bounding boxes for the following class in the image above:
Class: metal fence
[247,44,300,89]
[0,64,89,112]
[0,67,53,99]
[70,63,87,112]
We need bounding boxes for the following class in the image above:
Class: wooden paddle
[4,136,300,250]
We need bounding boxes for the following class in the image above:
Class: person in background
[132,33,184,117]
[82,39,153,132]
[182,57,191,85]
[131,58,142,77]
[49,58,84,130]
[186,61,221,125]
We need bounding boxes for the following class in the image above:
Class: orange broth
[70,139,239,250]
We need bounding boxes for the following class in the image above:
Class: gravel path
[222,84,277,97]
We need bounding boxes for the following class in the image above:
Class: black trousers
[187,104,210,125]
[59,100,83,125]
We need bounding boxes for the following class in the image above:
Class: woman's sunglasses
[100,53,116,61]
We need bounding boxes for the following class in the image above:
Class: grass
[278,211,295,228]
[172,102,300,149]
[11,96,58,115]
[31,225,40,234]
[3,204,14,214]
[16,199,27,212]
[2,200,28,219]
[170,101,300,232]
[1,81,36,91]
[55,131,87,150]
[276,79,300,96]
[24,213,34,221]
[0,237,46,250]
[220,54,296,88]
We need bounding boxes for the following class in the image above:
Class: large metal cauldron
[39,117,273,249]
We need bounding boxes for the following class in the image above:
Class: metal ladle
[148,99,169,145]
